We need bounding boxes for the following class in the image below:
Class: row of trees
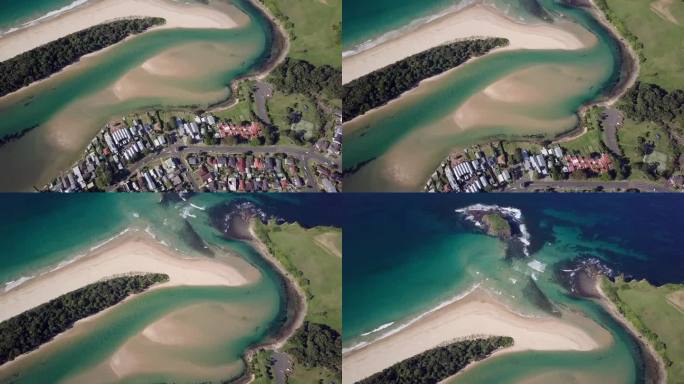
[286,321,341,375]
[269,58,341,99]
[0,17,165,97]
[358,336,514,384]
[0,273,168,364]
[619,82,684,124]
[342,38,509,121]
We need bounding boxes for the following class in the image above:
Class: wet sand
[342,3,596,84]
[0,0,243,61]
[65,302,273,383]
[0,231,258,322]
[342,288,610,384]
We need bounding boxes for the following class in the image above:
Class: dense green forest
[357,336,513,384]
[342,38,509,121]
[286,321,342,375]
[619,82,684,124]
[269,58,341,99]
[0,273,168,364]
[0,17,164,97]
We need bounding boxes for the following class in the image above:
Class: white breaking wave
[455,204,531,256]
[360,322,395,337]
[0,0,90,37]
[343,283,481,354]
[4,276,34,292]
[190,203,206,211]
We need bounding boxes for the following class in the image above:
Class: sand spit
[342,3,596,84]
[0,232,255,323]
[342,288,609,384]
[0,0,242,62]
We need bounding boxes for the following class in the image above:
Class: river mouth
[342,0,625,192]
[0,0,278,191]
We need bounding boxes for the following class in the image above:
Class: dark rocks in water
[208,200,271,240]
[523,277,560,316]
[158,193,186,208]
[555,257,615,298]
[505,238,528,260]
[179,219,214,257]
[456,205,529,260]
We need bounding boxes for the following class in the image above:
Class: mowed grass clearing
[605,0,684,89]
[618,119,674,178]
[259,0,341,67]
[256,221,342,331]
[608,278,684,383]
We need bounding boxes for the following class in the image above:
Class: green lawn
[561,107,604,155]
[287,361,340,384]
[266,91,321,136]
[213,81,256,123]
[605,0,684,90]
[602,277,684,383]
[618,118,674,175]
[255,221,342,331]
[259,0,341,67]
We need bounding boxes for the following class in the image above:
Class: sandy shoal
[342,4,597,84]
[0,0,241,61]
[0,232,254,322]
[342,289,609,384]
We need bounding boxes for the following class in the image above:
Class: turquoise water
[0,193,338,383]
[0,0,78,34]
[0,0,276,191]
[343,0,625,191]
[343,194,684,382]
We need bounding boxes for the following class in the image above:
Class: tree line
[0,273,168,364]
[619,82,684,124]
[342,38,509,121]
[286,321,341,375]
[0,17,165,97]
[269,58,341,100]
[357,336,513,384]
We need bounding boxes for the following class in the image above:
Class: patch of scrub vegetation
[342,38,509,121]
[358,336,514,384]
[257,0,341,67]
[252,221,342,383]
[250,349,275,384]
[0,273,169,364]
[601,276,684,382]
[0,17,165,97]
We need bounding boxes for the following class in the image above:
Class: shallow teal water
[343,0,625,191]
[343,194,684,382]
[0,0,76,33]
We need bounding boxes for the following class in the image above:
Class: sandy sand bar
[342,4,597,84]
[342,288,609,384]
[0,0,242,61]
[0,231,255,322]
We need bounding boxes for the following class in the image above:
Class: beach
[0,0,243,61]
[0,231,257,323]
[342,3,597,84]
[342,288,610,384]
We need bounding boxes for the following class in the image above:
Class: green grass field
[562,108,604,155]
[602,276,684,383]
[605,0,684,90]
[266,91,321,136]
[260,222,342,330]
[618,118,674,178]
[213,81,256,123]
[259,0,341,67]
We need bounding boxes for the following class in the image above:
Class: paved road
[507,179,674,192]
[601,108,623,155]
[270,351,292,384]
[254,81,273,124]
[112,143,337,191]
